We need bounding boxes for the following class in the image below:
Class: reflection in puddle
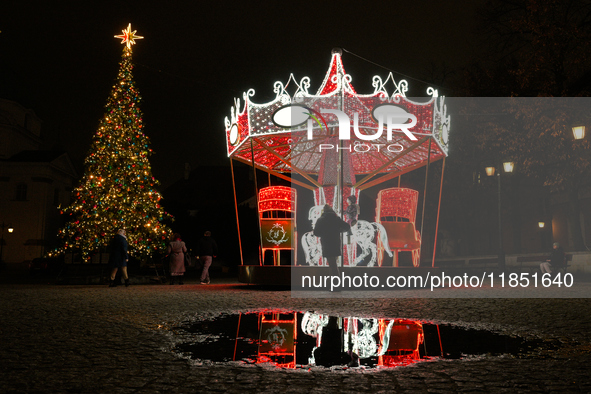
[174,311,558,369]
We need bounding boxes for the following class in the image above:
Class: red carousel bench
[376,188,421,267]
[378,319,424,367]
[258,186,297,266]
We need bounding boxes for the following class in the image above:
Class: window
[16,183,27,201]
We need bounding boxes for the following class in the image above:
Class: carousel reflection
[233,311,439,368]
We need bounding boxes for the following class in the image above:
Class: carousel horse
[349,318,380,359]
[349,220,393,267]
[301,206,324,266]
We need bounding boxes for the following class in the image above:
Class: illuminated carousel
[224,49,451,285]
[232,311,435,368]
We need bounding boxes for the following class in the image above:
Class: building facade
[0,99,77,263]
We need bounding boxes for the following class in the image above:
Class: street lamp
[538,220,550,252]
[486,161,514,269]
[0,222,14,263]
[572,124,586,140]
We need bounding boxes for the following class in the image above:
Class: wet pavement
[1,272,591,393]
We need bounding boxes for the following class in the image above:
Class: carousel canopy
[224,49,450,190]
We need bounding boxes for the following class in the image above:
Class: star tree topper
[114,23,143,49]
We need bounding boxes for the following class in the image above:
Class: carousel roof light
[224,49,451,190]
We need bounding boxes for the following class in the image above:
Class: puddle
[172,311,559,369]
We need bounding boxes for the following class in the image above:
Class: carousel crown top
[224,49,450,191]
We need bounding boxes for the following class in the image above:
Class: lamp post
[538,221,547,251]
[572,124,586,140]
[0,222,14,263]
[485,161,514,269]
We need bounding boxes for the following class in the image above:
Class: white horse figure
[351,318,380,358]
[349,220,393,267]
[301,206,324,266]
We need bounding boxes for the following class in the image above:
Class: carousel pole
[268,173,275,217]
[397,176,401,223]
[230,158,244,266]
[337,48,346,268]
[419,138,433,265]
[233,313,243,361]
[267,171,278,265]
[431,158,446,268]
[250,139,264,266]
[266,171,279,265]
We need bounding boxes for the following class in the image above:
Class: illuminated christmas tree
[56,24,172,261]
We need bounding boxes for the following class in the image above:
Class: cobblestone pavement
[1,277,591,393]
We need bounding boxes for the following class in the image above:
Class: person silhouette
[344,195,360,226]
[540,242,566,274]
[313,316,357,367]
[108,229,129,287]
[167,233,187,285]
[313,204,350,278]
[197,231,218,284]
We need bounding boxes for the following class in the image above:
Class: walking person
[108,229,129,287]
[167,233,187,285]
[197,231,218,284]
[540,242,566,274]
[313,204,351,279]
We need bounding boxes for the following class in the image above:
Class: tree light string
[51,26,172,261]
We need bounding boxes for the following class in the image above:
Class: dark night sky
[0,0,485,187]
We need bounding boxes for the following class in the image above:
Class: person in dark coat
[197,231,218,284]
[313,204,351,276]
[313,316,358,367]
[108,229,129,287]
[166,233,187,285]
[540,242,566,274]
